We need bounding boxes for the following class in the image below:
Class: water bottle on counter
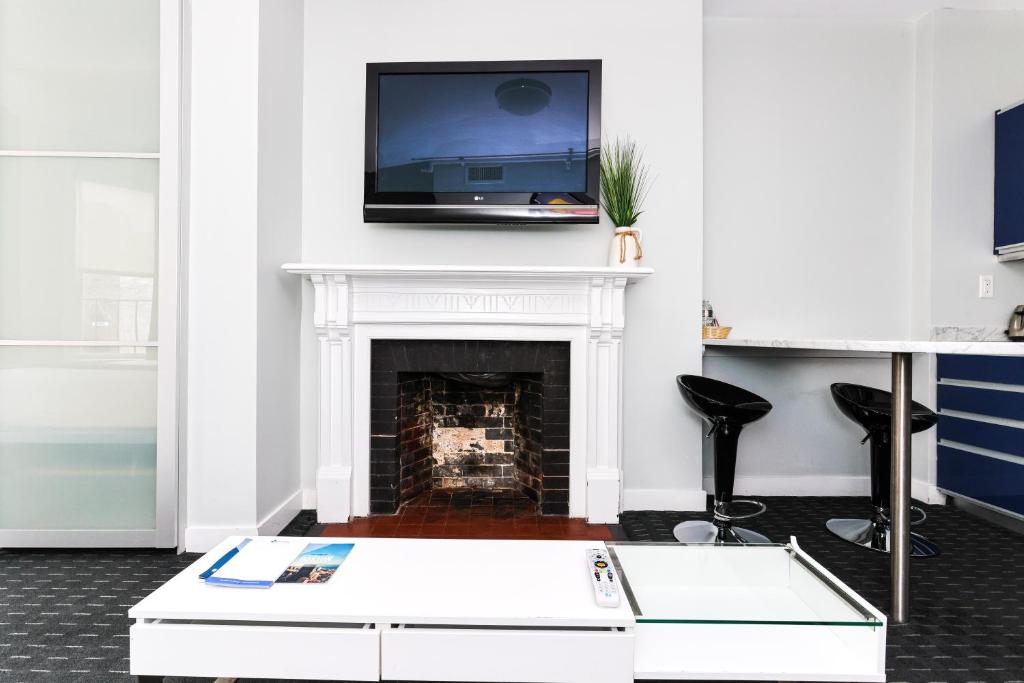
[702,300,719,328]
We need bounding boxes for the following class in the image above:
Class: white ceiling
[705,0,1024,21]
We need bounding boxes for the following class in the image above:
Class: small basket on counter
[702,325,732,340]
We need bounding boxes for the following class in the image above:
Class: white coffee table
[130,537,885,682]
[130,537,635,683]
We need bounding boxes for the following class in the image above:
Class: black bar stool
[828,383,940,557]
[674,375,772,544]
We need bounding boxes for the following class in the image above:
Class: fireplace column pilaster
[311,273,353,522]
[586,275,628,523]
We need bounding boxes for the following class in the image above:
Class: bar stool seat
[828,383,940,557]
[674,375,772,545]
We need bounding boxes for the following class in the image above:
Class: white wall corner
[257,489,304,536]
[912,478,947,505]
[622,487,708,512]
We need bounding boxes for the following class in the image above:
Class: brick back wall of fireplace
[370,340,570,515]
[396,376,545,501]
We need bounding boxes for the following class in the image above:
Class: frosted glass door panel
[0,0,159,152]
[0,156,158,341]
[0,346,156,530]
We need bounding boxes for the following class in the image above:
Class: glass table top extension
[607,542,883,628]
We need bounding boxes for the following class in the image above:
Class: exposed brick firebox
[396,373,544,500]
[370,340,570,515]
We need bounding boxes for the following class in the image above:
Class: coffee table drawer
[381,625,634,683]
[130,620,379,680]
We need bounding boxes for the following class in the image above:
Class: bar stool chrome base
[673,520,771,545]
[826,518,940,557]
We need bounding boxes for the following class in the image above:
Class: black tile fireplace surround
[370,340,570,515]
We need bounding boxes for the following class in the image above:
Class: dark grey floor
[1,503,1022,683]
[0,512,317,683]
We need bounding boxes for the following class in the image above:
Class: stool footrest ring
[714,499,767,522]
[877,506,927,526]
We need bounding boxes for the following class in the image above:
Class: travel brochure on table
[202,539,354,587]
[276,542,354,584]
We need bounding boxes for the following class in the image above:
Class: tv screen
[365,60,601,224]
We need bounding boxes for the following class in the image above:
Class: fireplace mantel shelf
[282,263,653,281]
[285,262,652,525]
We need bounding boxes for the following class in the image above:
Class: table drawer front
[938,445,1024,516]
[633,622,884,682]
[130,621,379,681]
[381,626,634,683]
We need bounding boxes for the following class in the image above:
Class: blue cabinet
[936,355,1024,519]
[995,101,1024,261]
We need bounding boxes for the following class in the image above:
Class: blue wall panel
[938,445,1024,516]
[937,384,1024,422]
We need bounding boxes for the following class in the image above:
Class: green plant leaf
[599,136,652,228]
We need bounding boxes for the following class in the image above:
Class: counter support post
[890,351,912,623]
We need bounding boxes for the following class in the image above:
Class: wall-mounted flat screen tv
[364,60,601,224]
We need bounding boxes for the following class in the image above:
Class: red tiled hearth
[320,490,622,540]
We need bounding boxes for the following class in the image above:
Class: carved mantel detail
[284,264,652,523]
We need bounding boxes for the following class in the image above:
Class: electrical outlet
[979,274,994,298]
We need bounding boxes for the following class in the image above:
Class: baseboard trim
[705,475,870,497]
[184,524,259,553]
[317,465,352,522]
[301,487,317,509]
[912,478,947,505]
[622,487,707,512]
[184,490,303,552]
[257,489,304,537]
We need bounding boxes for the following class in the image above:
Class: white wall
[702,18,918,493]
[704,18,915,339]
[702,352,898,494]
[256,0,304,531]
[300,0,706,510]
[185,0,303,550]
[926,9,1024,328]
[186,0,260,548]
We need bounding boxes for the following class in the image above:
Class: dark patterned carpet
[0,512,317,682]
[1,503,1022,683]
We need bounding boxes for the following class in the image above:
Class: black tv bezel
[364,59,602,224]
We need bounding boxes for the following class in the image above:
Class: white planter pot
[608,226,643,267]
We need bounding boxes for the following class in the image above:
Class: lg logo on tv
[474,196,485,201]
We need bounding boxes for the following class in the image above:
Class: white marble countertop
[704,337,1024,356]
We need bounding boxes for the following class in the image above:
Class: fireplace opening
[398,372,543,505]
[370,340,570,516]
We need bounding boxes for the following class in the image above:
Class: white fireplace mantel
[283,263,653,524]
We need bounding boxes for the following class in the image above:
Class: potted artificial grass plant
[601,136,651,267]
